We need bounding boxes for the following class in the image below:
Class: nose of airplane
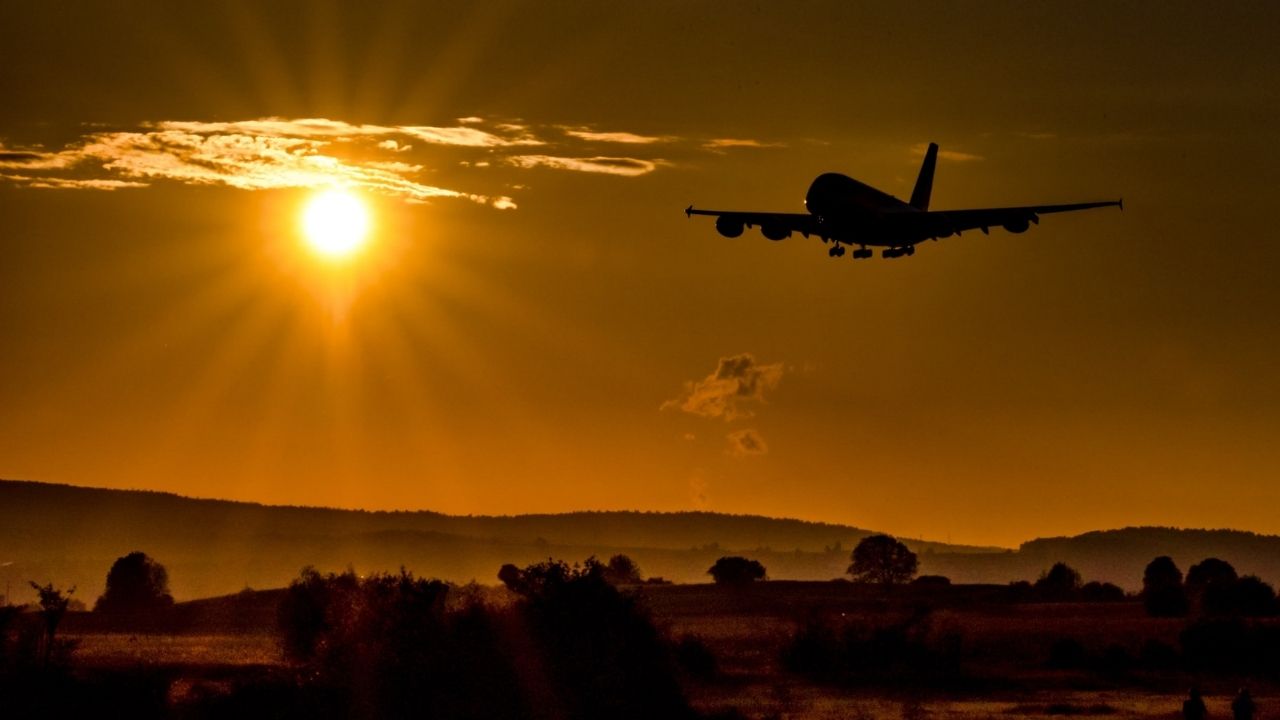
[804,172,855,217]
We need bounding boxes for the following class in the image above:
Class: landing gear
[881,245,916,259]
[827,244,846,258]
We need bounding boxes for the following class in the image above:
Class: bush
[673,634,718,680]
[782,611,964,685]
[1079,581,1125,602]
[276,561,695,720]
[1034,563,1082,601]
[707,556,766,585]
[1178,618,1280,672]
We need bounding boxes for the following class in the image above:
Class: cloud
[0,120,534,205]
[507,155,658,177]
[0,148,76,169]
[912,142,983,162]
[3,175,147,190]
[726,429,769,457]
[703,138,783,150]
[664,353,784,420]
[562,128,670,144]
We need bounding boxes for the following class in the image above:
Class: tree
[95,551,174,614]
[707,556,766,585]
[602,554,643,585]
[847,535,918,585]
[1142,556,1189,617]
[28,581,74,666]
[1079,581,1125,602]
[1232,575,1278,617]
[1034,562,1081,601]
[1186,558,1238,593]
[1186,558,1238,615]
[497,563,525,593]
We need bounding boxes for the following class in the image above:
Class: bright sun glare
[301,189,371,259]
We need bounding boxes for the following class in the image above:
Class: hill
[0,479,991,601]
[4,480,1280,604]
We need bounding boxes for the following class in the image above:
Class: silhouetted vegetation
[781,609,964,686]
[272,560,694,720]
[1034,562,1082,601]
[1179,618,1280,672]
[28,581,75,667]
[707,556,767,585]
[602,553,643,585]
[1142,556,1189,617]
[1079,580,1125,602]
[911,575,952,587]
[848,534,918,585]
[95,551,174,615]
[672,634,718,681]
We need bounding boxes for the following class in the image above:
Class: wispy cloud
[562,127,670,144]
[664,353,785,421]
[0,148,76,169]
[726,428,769,457]
[2,174,146,190]
[703,138,783,150]
[0,119,542,207]
[911,143,983,162]
[1,117,781,203]
[507,155,659,177]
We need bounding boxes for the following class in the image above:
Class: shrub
[782,611,963,685]
[707,556,766,585]
[276,561,695,720]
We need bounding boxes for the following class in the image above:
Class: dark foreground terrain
[16,580,1276,719]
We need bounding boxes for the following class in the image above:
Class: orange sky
[2,2,1279,547]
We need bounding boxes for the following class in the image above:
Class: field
[47,581,1278,718]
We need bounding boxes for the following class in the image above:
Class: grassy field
[51,581,1280,719]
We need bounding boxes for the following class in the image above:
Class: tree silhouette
[1186,558,1238,592]
[707,556,766,585]
[1142,556,1189,617]
[94,551,173,614]
[1034,562,1081,601]
[603,554,643,585]
[1232,575,1278,617]
[28,581,74,666]
[1079,581,1125,602]
[847,535,918,585]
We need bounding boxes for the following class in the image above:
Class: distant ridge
[3,479,1279,603]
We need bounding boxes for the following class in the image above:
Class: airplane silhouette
[686,143,1121,259]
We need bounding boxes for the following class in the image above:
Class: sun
[301,189,371,259]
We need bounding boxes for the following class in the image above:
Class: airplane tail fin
[910,142,938,210]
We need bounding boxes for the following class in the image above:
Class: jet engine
[715,216,745,238]
[761,223,791,241]
[1003,218,1030,234]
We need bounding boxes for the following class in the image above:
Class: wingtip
[685,204,693,217]
[1118,198,1124,211]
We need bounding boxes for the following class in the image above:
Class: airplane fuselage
[685,142,1121,259]
[803,173,922,248]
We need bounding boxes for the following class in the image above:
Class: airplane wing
[685,206,820,238]
[915,199,1122,238]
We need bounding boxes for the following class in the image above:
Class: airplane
[685,143,1121,259]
